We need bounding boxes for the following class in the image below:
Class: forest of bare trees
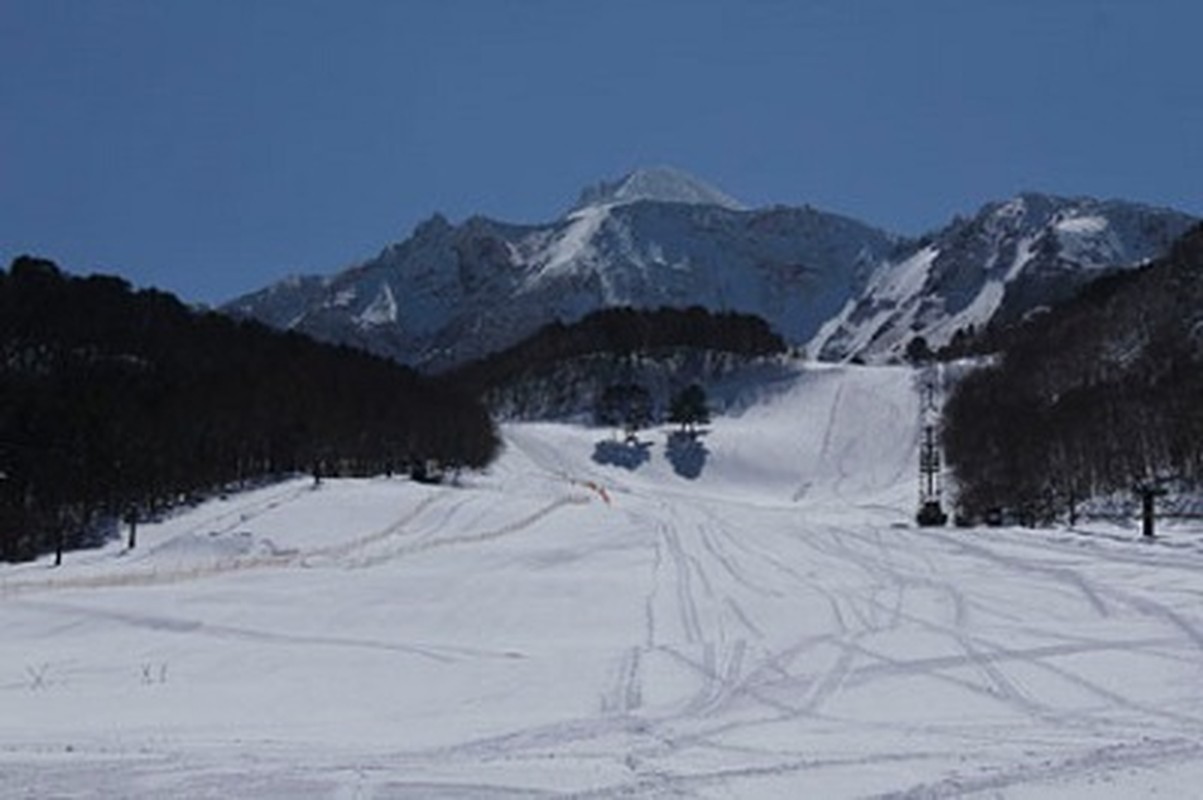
[944,224,1203,524]
[446,306,786,419]
[0,257,498,563]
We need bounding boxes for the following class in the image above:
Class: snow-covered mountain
[811,193,1197,361]
[571,164,746,212]
[224,169,1196,369]
[225,167,896,370]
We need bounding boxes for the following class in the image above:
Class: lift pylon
[916,366,948,527]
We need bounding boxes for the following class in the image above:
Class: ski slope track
[4,364,1203,798]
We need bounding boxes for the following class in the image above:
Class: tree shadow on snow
[593,438,652,470]
[666,431,709,480]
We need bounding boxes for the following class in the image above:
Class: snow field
[3,364,1203,797]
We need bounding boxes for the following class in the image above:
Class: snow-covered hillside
[224,170,1195,371]
[5,364,1203,797]
[811,193,1196,361]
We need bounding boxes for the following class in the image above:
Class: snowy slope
[5,364,1203,797]
[811,193,1196,361]
[571,165,746,212]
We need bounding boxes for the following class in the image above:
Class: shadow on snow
[592,439,652,470]
[666,431,709,479]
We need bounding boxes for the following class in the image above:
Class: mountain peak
[571,166,745,213]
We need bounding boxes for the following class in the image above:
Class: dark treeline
[944,224,1203,524]
[447,305,786,396]
[0,257,498,563]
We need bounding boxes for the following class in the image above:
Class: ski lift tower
[916,366,949,526]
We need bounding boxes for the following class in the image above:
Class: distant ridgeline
[943,223,1203,525]
[445,306,788,420]
[0,257,498,563]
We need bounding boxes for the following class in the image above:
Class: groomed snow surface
[4,364,1203,798]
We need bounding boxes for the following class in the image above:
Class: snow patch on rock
[357,283,398,328]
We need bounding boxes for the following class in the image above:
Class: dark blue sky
[3,1,1200,304]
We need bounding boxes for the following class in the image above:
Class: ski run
[3,364,1203,798]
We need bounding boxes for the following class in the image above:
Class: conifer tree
[669,384,710,436]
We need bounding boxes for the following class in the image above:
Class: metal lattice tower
[917,366,948,526]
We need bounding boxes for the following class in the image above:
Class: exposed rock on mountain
[811,193,1196,361]
[224,169,1195,370]
[226,168,895,370]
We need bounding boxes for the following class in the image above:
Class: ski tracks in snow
[7,383,1203,797]
[0,486,593,598]
[562,493,1203,796]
